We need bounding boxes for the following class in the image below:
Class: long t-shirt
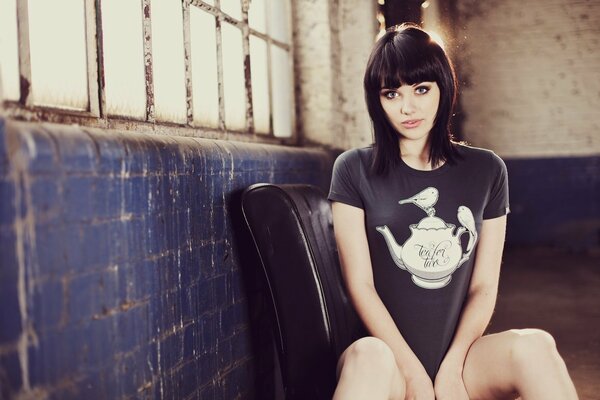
[327,144,510,379]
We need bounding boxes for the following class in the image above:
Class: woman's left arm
[434,215,507,398]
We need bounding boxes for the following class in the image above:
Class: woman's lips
[401,119,423,129]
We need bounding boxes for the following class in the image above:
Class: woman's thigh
[462,329,537,400]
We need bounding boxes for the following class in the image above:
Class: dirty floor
[490,247,600,400]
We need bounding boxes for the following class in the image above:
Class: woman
[328,24,578,400]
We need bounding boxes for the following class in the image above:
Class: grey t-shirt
[328,144,510,379]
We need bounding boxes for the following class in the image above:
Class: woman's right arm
[332,201,434,395]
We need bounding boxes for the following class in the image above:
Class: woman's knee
[340,336,396,372]
[509,328,561,369]
[335,337,406,400]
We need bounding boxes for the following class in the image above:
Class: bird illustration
[399,187,439,216]
[457,206,477,251]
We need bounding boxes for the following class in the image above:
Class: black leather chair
[241,183,367,400]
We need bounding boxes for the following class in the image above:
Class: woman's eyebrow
[380,84,404,89]
[380,82,430,90]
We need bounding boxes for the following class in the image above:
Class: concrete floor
[489,247,600,400]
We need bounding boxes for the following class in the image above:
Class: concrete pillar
[292,0,377,150]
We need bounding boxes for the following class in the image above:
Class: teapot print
[376,187,478,289]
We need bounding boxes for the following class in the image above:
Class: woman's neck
[399,137,443,171]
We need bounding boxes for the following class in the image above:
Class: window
[0,0,20,101]
[0,0,295,141]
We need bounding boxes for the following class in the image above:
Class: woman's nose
[400,97,416,115]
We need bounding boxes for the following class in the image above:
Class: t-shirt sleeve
[328,150,365,209]
[483,152,510,219]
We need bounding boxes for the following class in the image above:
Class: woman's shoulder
[454,142,506,169]
[335,145,374,166]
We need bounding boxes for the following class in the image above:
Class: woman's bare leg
[333,336,406,400]
[462,329,578,400]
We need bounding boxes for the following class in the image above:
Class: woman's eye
[415,86,430,95]
[383,91,398,99]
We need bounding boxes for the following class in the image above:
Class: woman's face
[379,81,440,142]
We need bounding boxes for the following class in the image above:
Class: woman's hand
[403,367,435,400]
[433,359,470,400]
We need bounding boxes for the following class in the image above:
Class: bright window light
[151,0,187,123]
[0,0,19,101]
[28,0,88,109]
[102,0,146,118]
[221,22,246,131]
[190,7,219,127]
[220,0,242,20]
[249,36,269,134]
[248,0,267,33]
[268,0,291,44]
[270,45,292,138]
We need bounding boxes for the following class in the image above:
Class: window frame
[1,0,296,145]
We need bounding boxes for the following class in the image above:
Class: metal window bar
[182,0,194,125]
[16,0,32,106]
[85,0,100,116]
[95,0,107,118]
[214,0,227,132]
[241,0,254,135]
[142,0,155,123]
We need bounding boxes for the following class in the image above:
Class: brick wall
[0,117,332,399]
[454,0,600,157]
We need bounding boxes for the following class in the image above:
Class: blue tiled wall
[505,156,599,250]
[0,118,332,399]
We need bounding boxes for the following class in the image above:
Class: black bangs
[380,41,440,89]
[366,27,444,91]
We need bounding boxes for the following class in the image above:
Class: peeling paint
[142,0,155,123]
[6,127,41,394]
[18,76,30,105]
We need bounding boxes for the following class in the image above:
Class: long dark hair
[364,23,461,176]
